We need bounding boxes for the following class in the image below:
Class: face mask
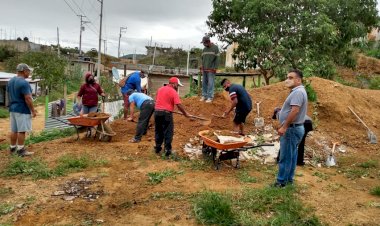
[87,78,95,84]
[285,79,294,87]
[224,87,230,92]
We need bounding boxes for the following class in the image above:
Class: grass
[370,186,380,197]
[237,170,258,183]
[358,160,378,169]
[0,203,14,216]
[312,171,330,180]
[193,186,321,226]
[0,187,14,197]
[342,168,369,180]
[150,191,187,201]
[1,154,108,179]
[147,169,183,185]
[25,128,76,145]
[0,107,9,118]
[180,159,211,171]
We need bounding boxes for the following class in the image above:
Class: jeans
[154,111,174,152]
[134,100,155,140]
[82,105,98,114]
[277,125,305,184]
[202,71,215,99]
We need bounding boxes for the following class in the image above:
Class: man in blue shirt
[8,63,37,157]
[126,90,155,143]
[118,70,145,120]
[221,78,252,135]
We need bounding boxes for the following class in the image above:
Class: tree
[6,52,68,91]
[207,0,379,84]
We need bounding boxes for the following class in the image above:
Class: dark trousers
[134,100,155,140]
[154,111,174,152]
[297,121,313,164]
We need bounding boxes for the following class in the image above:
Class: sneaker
[9,147,17,155]
[154,147,162,154]
[271,182,286,188]
[17,148,34,157]
[165,150,172,157]
[205,98,213,103]
[129,138,140,143]
[199,97,206,102]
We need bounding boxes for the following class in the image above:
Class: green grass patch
[0,187,14,197]
[180,159,211,171]
[358,160,378,169]
[312,171,330,180]
[0,143,9,151]
[150,191,187,201]
[0,203,14,216]
[0,107,9,118]
[147,169,183,185]
[193,186,321,226]
[1,154,108,179]
[25,128,76,145]
[370,186,380,197]
[237,171,258,183]
[343,168,369,179]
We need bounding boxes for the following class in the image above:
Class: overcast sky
[0,0,214,57]
[0,0,379,57]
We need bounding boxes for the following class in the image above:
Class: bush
[0,45,16,62]
[305,81,317,102]
[369,76,380,90]
[0,107,9,118]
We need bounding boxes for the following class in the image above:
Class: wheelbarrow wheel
[102,135,112,142]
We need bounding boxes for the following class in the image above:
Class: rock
[95,219,105,223]
[52,191,65,196]
[63,195,76,201]
[16,203,24,209]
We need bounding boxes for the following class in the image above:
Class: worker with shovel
[273,69,308,188]
[126,90,155,143]
[221,78,252,135]
[154,77,192,157]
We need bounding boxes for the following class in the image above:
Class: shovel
[173,111,211,126]
[348,106,377,144]
[326,142,338,167]
[254,101,264,127]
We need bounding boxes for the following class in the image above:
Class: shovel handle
[348,106,370,130]
[173,111,208,121]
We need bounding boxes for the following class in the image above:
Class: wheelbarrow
[198,130,274,170]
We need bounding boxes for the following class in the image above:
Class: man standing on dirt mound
[8,63,37,157]
[200,36,219,103]
[119,70,145,120]
[154,77,192,157]
[221,79,252,136]
[274,69,308,188]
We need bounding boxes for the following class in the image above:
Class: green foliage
[193,187,321,226]
[207,0,379,82]
[53,155,91,176]
[0,187,14,197]
[0,203,14,216]
[6,51,68,91]
[25,128,76,145]
[237,170,257,183]
[0,45,16,62]
[1,157,53,179]
[358,160,378,169]
[100,73,120,101]
[368,76,380,90]
[305,81,317,102]
[147,169,183,185]
[150,192,187,201]
[193,191,236,226]
[0,107,9,118]
[370,186,380,196]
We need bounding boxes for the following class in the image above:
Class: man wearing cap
[126,90,155,143]
[200,36,220,103]
[119,70,145,120]
[273,69,308,188]
[8,63,37,156]
[221,78,252,135]
[154,77,191,156]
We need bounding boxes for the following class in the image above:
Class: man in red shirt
[154,77,191,156]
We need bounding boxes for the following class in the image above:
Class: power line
[63,0,79,16]
[69,0,99,33]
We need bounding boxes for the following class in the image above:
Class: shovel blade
[368,131,377,144]
[325,155,336,167]
[254,118,264,127]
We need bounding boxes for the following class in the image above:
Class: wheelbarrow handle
[243,143,275,149]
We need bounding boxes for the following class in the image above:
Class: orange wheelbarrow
[67,114,116,141]
[198,130,274,170]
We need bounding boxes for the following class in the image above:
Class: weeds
[0,107,9,118]
[0,187,14,197]
[147,169,183,185]
[237,171,257,183]
[193,186,321,226]
[0,203,14,216]
[312,171,330,180]
[150,192,187,201]
[370,186,380,197]
[343,168,369,179]
[26,128,76,145]
[358,160,378,169]
[53,155,91,176]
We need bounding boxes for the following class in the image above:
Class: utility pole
[57,27,60,56]
[118,27,127,58]
[97,0,103,81]
[152,42,157,65]
[78,15,89,57]
[103,39,106,55]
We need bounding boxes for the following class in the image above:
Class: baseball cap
[169,77,184,86]
[201,36,210,43]
[16,63,32,72]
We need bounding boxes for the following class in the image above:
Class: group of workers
[8,36,309,187]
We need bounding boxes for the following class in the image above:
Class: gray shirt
[279,85,308,125]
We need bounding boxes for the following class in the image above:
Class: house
[0,72,41,106]
[0,40,48,53]
[225,42,240,68]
